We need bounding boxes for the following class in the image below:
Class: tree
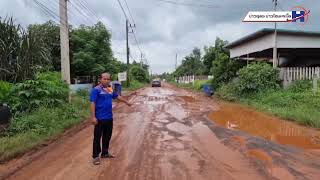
[202,46,215,75]
[28,21,61,71]
[70,22,113,78]
[210,52,245,88]
[159,72,174,82]
[130,65,149,82]
[202,37,230,75]
[174,47,205,77]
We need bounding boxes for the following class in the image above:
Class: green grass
[216,80,320,128]
[122,80,147,91]
[0,96,89,162]
[242,90,320,128]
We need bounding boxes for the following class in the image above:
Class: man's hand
[91,117,98,125]
[117,96,132,106]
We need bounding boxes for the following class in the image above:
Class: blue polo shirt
[90,85,118,121]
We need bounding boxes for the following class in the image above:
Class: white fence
[69,84,93,93]
[280,67,320,86]
[176,75,212,84]
[280,67,320,85]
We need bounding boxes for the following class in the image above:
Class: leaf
[18,91,31,98]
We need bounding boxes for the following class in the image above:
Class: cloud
[0,0,319,74]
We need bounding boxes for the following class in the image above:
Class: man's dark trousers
[92,119,113,158]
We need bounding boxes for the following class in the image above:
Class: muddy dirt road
[1,84,320,180]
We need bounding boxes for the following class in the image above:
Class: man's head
[99,73,111,87]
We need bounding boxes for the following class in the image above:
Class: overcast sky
[0,0,319,74]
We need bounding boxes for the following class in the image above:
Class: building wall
[277,34,320,48]
[229,33,274,58]
[229,33,320,58]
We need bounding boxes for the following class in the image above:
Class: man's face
[100,75,111,87]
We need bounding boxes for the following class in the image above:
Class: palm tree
[0,17,50,82]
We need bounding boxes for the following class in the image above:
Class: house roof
[225,28,320,49]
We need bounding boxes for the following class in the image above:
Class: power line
[76,0,101,23]
[32,0,70,36]
[123,0,136,25]
[44,0,82,25]
[155,0,220,8]
[113,51,127,55]
[69,1,96,25]
[116,0,129,21]
[129,53,137,61]
[277,0,285,11]
[32,0,81,27]
[121,0,144,61]
[33,0,60,23]
[132,31,143,55]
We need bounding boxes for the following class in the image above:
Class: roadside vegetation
[162,37,319,128]
[0,17,149,162]
[123,62,150,91]
[0,71,90,162]
[215,63,320,128]
[172,80,209,91]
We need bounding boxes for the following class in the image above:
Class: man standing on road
[90,73,132,165]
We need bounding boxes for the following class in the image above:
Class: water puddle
[208,102,320,149]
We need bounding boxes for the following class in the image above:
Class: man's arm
[90,102,98,125]
[89,88,99,125]
[117,96,132,106]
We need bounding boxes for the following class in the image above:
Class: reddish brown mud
[1,83,319,180]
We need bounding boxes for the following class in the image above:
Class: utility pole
[175,53,178,69]
[273,0,278,68]
[59,0,71,85]
[140,53,143,68]
[126,19,130,87]
[126,20,135,87]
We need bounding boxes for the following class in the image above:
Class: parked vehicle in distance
[151,79,161,87]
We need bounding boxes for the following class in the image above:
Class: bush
[210,53,245,89]
[7,72,69,114]
[193,80,208,90]
[130,66,149,83]
[8,102,81,135]
[237,62,280,96]
[0,81,12,103]
[216,80,239,101]
[287,80,312,92]
[76,89,90,98]
[0,96,89,162]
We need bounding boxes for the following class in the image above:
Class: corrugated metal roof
[225,28,320,49]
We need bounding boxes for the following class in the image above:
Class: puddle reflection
[208,102,320,149]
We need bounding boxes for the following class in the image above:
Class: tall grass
[217,80,320,128]
[123,79,146,91]
[243,87,320,128]
[0,96,89,162]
